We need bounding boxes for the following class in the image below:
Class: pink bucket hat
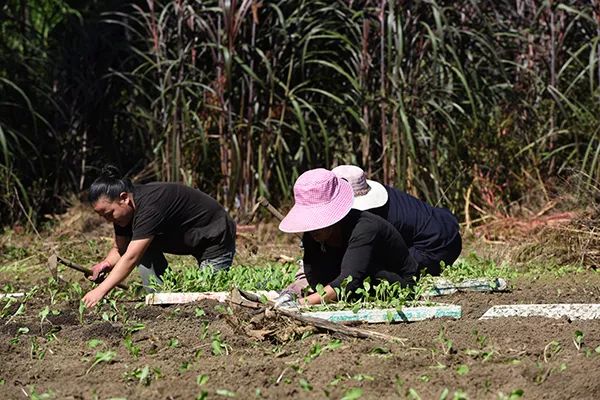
[279,168,354,233]
[332,165,388,210]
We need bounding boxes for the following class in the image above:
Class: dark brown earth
[2,273,600,400]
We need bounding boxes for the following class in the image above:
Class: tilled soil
[1,273,600,399]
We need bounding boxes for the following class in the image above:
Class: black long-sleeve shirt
[370,186,460,252]
[302,210,418,292]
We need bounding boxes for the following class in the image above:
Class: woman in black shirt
[82,166,236,307]
[279,168,418,305]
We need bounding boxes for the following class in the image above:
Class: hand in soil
[88,261,112,283]
[83,287,107,308]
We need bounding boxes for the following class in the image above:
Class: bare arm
[300,285,337,305]
[83,237,153,307]
[102,235,130,267]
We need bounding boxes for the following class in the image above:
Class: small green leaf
[216,388,236,397]
[341,388,363,400]
[17,327,29,335]
[196,391,208,400]
[508,388,524,399]
[299,378,312,391]
[370,346,390,355]
[196,374,209,386]
[87,339,103,349]
[195,307,206,317]
[127,323,146,333]
[456,364,469,376]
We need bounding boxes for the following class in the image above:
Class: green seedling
[10,326,29,345]
[195,307,206,317]
[559,363,567,372]
[353,374,374,382]
[196,374,209,386]
[407,388,422,400]
[179,361,191,372]
[123,365,160,386]
[498,389,524,399]
[86,350,116,374]
[38,306,50,331]
[215,388,236,397]
[211,332,230,356]
[437,327,454,355]
[29,337,46,360]
[124,336,141,358]
[27,385,54,400]
[456,364,469,376]
[199,322,210,340]
[573,330,584,351]
[214,304,233,315]
[78,301,86,324]
[341,388,363,400]
[370,346,391,356]
[328,374,349,386]
[167,338,180,348]
[543,340,561,362]
[304,339,342,362]
[1,297,17,319]
[4,303,25,325]
[315,284,327,304]
[299,378,312,391]
[87,339,103,349]
[157,263,297,292]
[125,322,145,335]
[452,390,468,400]
[394,375,404,394]
[196,391,208,400]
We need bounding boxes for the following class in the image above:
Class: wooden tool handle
[56,256,129,290]
[257,196,302,239]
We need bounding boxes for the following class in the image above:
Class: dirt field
[2,272,600,400]
[2,204,600,399]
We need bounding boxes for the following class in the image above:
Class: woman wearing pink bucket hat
[279,168,418,305]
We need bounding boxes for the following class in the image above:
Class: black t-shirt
[302,210,418,292]
[114,183,236,259]
[370,186,460,252]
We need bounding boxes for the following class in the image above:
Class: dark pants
[409,233,462,276]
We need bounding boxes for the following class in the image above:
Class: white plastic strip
[479,304,600,320]
[145,290,280,305]
[303,304,462,323]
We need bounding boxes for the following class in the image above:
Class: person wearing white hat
[278,165,462,301]
[332,165,461,276]
[278,168,419,305]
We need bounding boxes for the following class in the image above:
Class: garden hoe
[47,253,129,290]
[257,196,302,239]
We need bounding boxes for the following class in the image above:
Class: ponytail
[89,165,133,204]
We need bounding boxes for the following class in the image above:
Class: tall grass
[1,0,599,226]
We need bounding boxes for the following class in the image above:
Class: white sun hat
[331,165,388,210]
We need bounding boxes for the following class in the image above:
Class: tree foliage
[1,0,599,226]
